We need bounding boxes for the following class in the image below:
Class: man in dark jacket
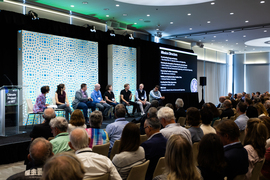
[216,120,249,180]
[220,100,234,119]
[141,117,167,180]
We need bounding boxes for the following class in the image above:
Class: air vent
[144,20,151,23]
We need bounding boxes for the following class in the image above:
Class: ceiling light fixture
[214,36,216,38]
[245,20,249,23]
[190,28,192,30]
[123,13,128,16]
[82,2,88,4]
[264,30,267,32]
[28,10,39,20]
[231,31,234,33]
[230,12,234,15]
[156,28,159,30]
[134,22,137,24]
[188,13,191,16]
[106,15,109,17]
[211,2,215,5]
[170,22,173,24]
[147,14,150,16]
[236,43,238,44]
[70,5,74,7]
[243,35,246,37]
[207,21,211,23]
[107,29,115,36]
[116,4,119,6]
[139,18,143,21]
[260,1,265,3]
[226,40,228,41]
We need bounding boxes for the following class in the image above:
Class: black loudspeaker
[200,77,206,86]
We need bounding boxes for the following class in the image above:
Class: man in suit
[30,108,55,140]
[217,96,226,108]
[140,106,158,135]
[141,117,167,180]
[72,83,96,123]
[220,100,234,119]
[216,120,248,180]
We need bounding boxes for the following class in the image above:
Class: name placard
[6,89,18,106]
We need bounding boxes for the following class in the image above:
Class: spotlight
[125,33,134,40]
[156,31,162,38]
[196,42,204,48]
[86,25,96,32]
[28,10,39,20]
[107,29,116,36]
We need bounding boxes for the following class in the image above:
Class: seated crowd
[7,91,270,180]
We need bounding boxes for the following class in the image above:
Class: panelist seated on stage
[7,138,54,180]
[135,83,151,116]
[55,83,72,121]
[91,84,111,118]
[33,86,50,113]
[120,83,137,116]
[149,85,165,106]
[104,85,119,111]
[72,83,96,123]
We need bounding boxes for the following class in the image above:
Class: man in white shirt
[68,128,121,180]
[157,107,192,144]
[234,102,249,131]
[135,84,151,115]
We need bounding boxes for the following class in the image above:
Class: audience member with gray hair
[69,128,121,179]
[140,107,158,134]
[7,138,53,180]
[217,96,226,108]
[174,98,186,122]
[158,107,192,144]
[30,108,56,140]
[141,117,167,180]
[50,117,71,154]
[219,99,234,119]
[85,111,109,148]
[41,152,85,180]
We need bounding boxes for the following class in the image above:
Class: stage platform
[0,116,138,165]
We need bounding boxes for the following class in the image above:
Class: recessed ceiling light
[226,40,228,41]
[207,21,211,23]
[82,2,88,4]
[139,18,143,21]
[245,46,247,47]
[264,30,267,32]
[243,35,246,37]
[147,14,150,16]
[170,22,173,24]
[199,40,201,42]
[116,4,119,7]
[106,15,109,17]
[245,20,249,23]
[211,40,215,41]
[231,31,234,33]
[211,2,215,5]
[185,36,187,38]
[236,43,238,44]
[189,28,192,30]
[214,36,216,38]
[260,1,265,3]
[156,29,159,30]
[70,5,74,7]
[134,22,137,24]
[253,48,255,50]
[222,46,224,47]
[123,13,128,16]
[104,8,109,10]
[230,12,234,15]
[187,13,191,16]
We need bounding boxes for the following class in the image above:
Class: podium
[0,85,25,136]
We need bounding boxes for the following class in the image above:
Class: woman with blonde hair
[153,134,202,180]
[67,109,87,133]
[244,118,268,180]
[255,102,269,117]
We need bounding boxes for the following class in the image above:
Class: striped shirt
[85,128,109,148]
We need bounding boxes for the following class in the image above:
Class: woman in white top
[200,104,216,135]
[243,118,268,180]
[67,109,87,134]
[112,123,145,180]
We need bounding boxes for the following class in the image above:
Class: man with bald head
[69,128,121,179]
[217,96,226,108]
[135,83,151,115]
[30,108,55,140]
[7,138,53,180]
[91,84,111,118]
[220,99,235,119]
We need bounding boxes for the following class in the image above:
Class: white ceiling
[12,0,270,53]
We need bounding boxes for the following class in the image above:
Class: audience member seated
[120,83,137,117]
[33,86,50,113]
[49,117,71,154]
[30,108,55,140]
[42,152,85,180]
[158,107,192,144]
[55,83,72,121]
[106,104,129,153]
[104,85,119,113]
[140,107,158,135]
[186,107,204,143]
[7,138,53,180]
[242,92,246,101]
[206,102,221,126]
[69,128,121,179]
[243,118,268,180]
[200,106,216,134]
[72,83,96,123]
[245,98,258,118]
[228,92,234,101]
[217,96,226,108]
[234,102,249,131]
[67,109,86,134]
[165,103,174,110]
[198,134,226,180]
[215,120,249,180]
[141,117,167,180]
[153,134,202,180]
[91,84,111,118]
[259,116,270,149]
[86,111,109,148]
[255,102,269,117]
[236,93,244,103]
[149,85,165,106]
[220,100,234,119]
[174,98,186,121]
[264,100,270,116]
[261,147,270,179]
[112,123,145,180]
[135,83,151,115]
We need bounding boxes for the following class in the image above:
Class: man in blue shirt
[106,104,129,153]
[234,102,249,131]
[91,84,111,119]
[149,85,165,106]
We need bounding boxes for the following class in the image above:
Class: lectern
[0,85,23,136]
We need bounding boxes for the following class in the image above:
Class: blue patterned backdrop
[110,45,137,113]
[21,30,98,125]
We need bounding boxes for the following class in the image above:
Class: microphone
[3,74,13,86]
